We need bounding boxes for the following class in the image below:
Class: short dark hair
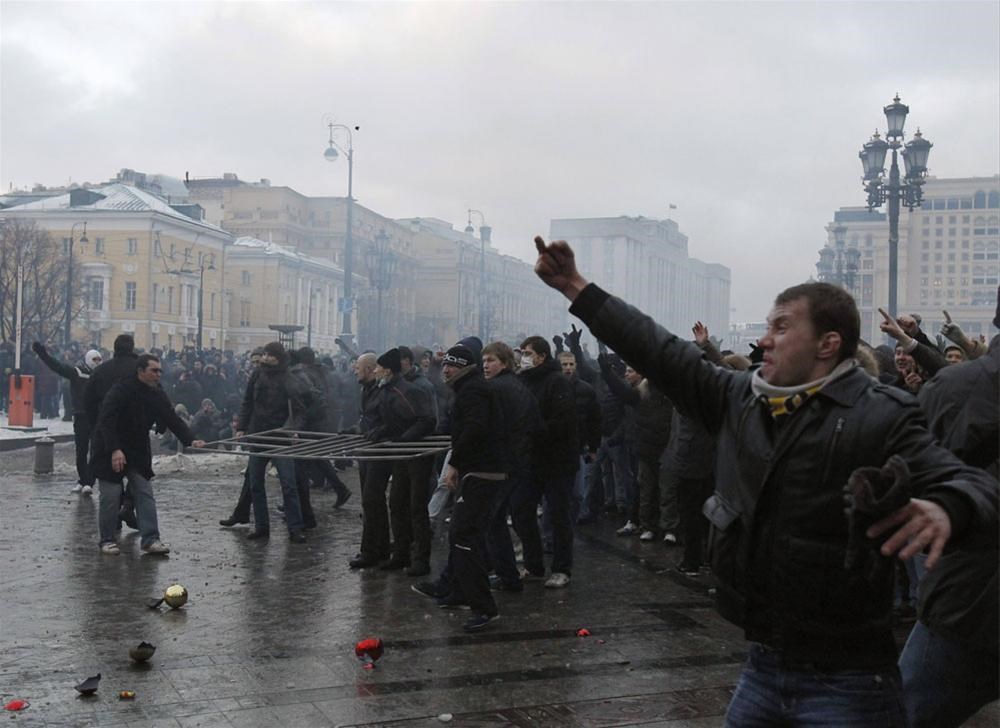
[774,282,859,361]
[520,336,551,360]
[482,341,516,370]
[137,353,160,371]
[297,347,316,365]
[113,334,135,356]
[398,346,414,365]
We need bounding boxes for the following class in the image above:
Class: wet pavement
[1,443,995,727]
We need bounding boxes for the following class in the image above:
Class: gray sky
[3,1,998,323]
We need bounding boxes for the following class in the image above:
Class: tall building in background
[820,175,999,343]
[549,216,731,339]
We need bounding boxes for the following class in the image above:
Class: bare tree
[0,219,77,345]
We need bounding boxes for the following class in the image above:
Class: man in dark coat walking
[92,354,205,555]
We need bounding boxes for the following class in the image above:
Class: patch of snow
[0,416,75,441]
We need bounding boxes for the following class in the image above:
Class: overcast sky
[3,1,998,322]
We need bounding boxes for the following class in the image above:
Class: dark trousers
[360,461,392,561]
[677,475,713,568]
[73,415,94,486]
[486,477,520,586]
[449,476,498,616]
[294,462,317,528]
[314,458,348,494]
[511,471,575,577]
[229,468,253,522]
[389,457,433,565]
[637,457,662,533]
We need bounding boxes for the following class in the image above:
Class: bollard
[34,436,55,474]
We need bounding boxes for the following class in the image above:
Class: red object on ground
[355,637,384,663]
[4,699,29,711]
[576,628,591,637]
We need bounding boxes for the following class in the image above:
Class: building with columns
[819,175,1000,343]
[223,237,349,353]
[0,184,230,351]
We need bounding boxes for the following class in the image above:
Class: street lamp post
[859,94,933,316]
[196,253,215,351]
[364,229,396,352]
[64,222,88,346]
[464,210,492,342]
[817,223,862,292]
[306,288,318,348]
[324,120,359,347]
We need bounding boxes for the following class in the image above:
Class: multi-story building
[549,216,731,339]
[820,175,1000,343]
[224,236,348,353]
[398,217,565,346]
[1,184,230,351]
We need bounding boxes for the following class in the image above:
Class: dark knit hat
[457,336,483,361]
[377,348,402,373]
[443,345,475,368]
[263,341,285,360]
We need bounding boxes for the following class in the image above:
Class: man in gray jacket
[533,235,997,727]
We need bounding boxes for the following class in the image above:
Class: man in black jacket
[514,336,578,588]
[84,334,141,524]
[236,341,309,543]
[440,344,509,631]
[367,348,436,574]
[348,352,391,569]
[92,354,205,555]
[534,235,997,726]
[557,351,601,525]
[32,342,102,494]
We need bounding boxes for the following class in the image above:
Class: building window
[152,283,159,312]
[95,238,105,255]
[127,238,138,255]
[89,279,104,310]
[168,286,174,314]
[154,238,162,257]
[242,271,251,286]
[125,282,137,311]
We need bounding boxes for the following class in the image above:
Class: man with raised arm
[532,235,997,727]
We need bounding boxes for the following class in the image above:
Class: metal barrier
[187,429,451,461]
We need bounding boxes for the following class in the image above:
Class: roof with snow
[3,184,228,234]
[230,236,349,276]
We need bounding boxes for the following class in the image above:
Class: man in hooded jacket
[32,341,102,494]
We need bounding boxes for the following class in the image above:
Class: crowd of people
[6,235,997,726]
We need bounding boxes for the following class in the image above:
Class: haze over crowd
[2,1,998,322]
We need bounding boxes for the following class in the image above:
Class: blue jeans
[99,471,159,547]
[248,454,303,533]
[899,620,999,728]
[726,643,906,727]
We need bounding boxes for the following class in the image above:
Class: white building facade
[549,216,731,340]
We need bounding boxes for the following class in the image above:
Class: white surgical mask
[520,354,535,370]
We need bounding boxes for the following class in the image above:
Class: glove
[552,335,564,353]
[31,341,46,357]
[564,324,582,350]
[843,455,912,577]
[597,353,610,372]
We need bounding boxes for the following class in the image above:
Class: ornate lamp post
[364,229,396,351]
[324,120,359,346]
[816,223,862,292]
[464,209,492,342]
[64,222,89,346]
[859,94,933,316]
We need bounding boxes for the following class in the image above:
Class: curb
[0,433,76,453]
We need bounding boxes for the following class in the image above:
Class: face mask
[520,354,535,370]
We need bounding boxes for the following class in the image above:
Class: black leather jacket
[571,283,998,670]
